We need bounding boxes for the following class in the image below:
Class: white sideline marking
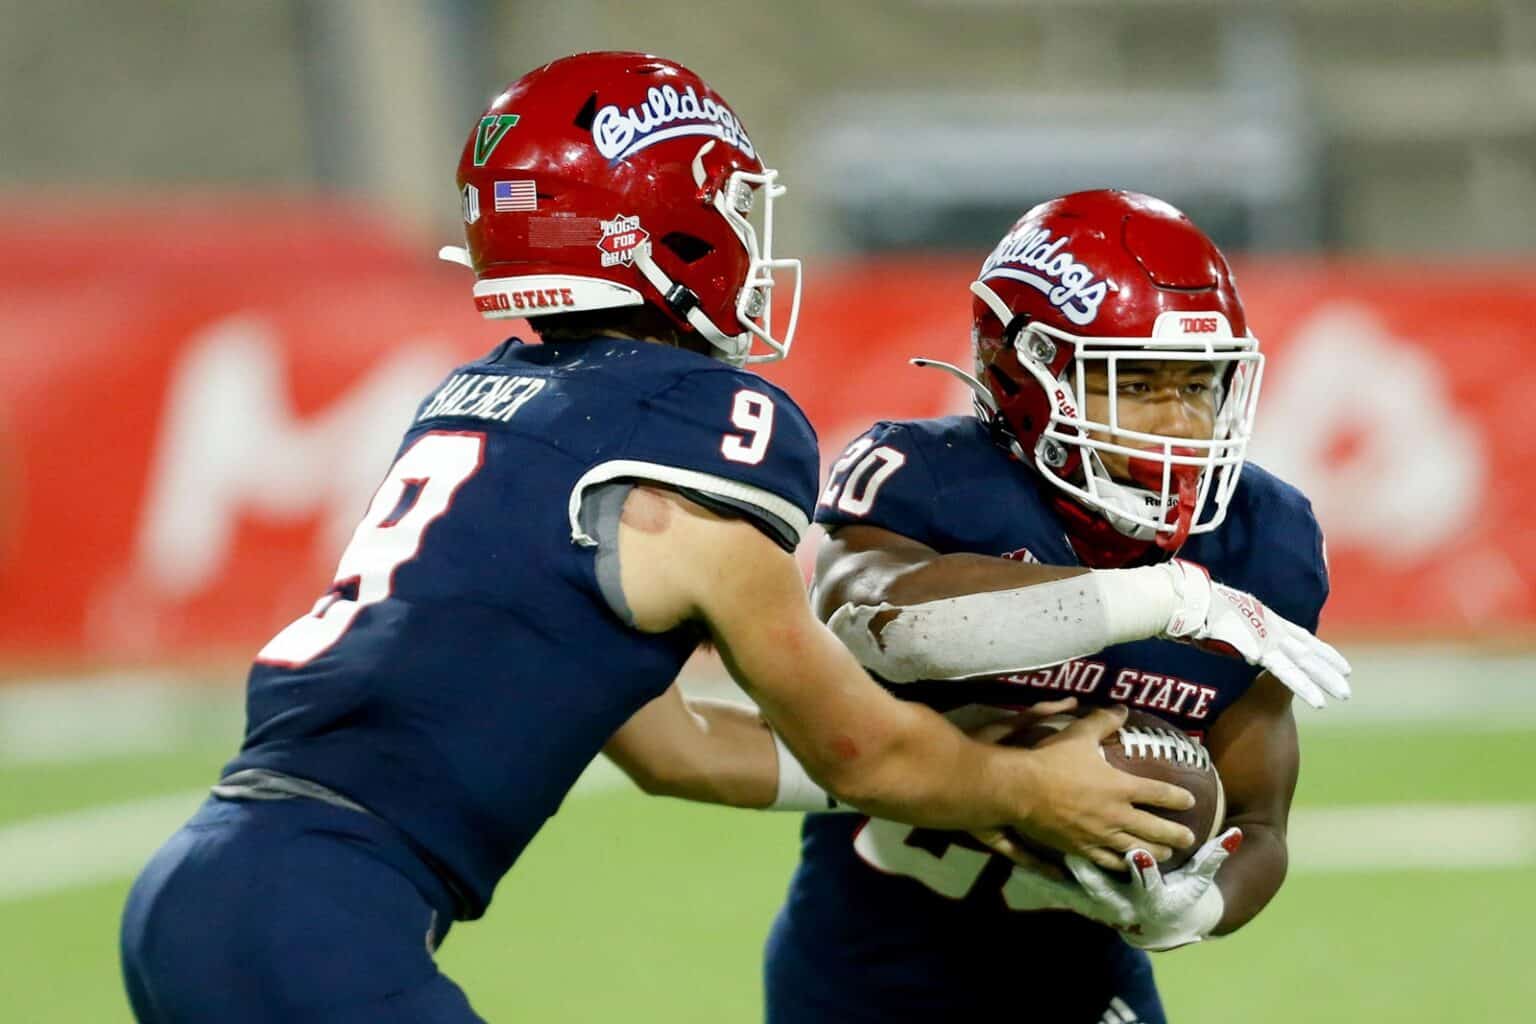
[1287,803,1536,871]
[1,790,1531,906]
[0,790,210,904]
[0,758,633,904]
[0,677,241,765]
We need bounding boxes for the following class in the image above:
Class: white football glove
[1161,560,1351,709]
[997,860,1126,922]
[1066,827,1242,951]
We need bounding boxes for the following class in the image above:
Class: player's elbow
[817,769,886,813]
[622,750,742,805]
[622,756,703,800]
[622,761,675,798]
[798,730,909,813]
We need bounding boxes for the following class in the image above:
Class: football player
[758,190,1351,1023]
[118,60,1197,1023]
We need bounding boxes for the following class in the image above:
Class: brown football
[1001,707,1224,872]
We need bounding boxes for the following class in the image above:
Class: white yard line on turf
[0,790,210,904]
[1287,803,1536,872]
[1,792,1532,905]
[0,757,634,904]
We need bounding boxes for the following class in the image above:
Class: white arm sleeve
[826,564,1189,683]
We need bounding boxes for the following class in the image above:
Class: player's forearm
[669,698,780,808]
[819,549,1085,616]
[725,623,1021,829]
[825,563,1183,684]
[604,689,779,808]
[1211,820,1288,935]
[700,537,1031,830]
[793,697,1028,831]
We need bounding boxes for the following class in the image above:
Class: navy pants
[763,902,1168,1024]
[120,796,484,1023]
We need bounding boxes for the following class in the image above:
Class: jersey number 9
[721,389,775,465]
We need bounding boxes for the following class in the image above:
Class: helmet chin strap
[1084,449,1199,552]
[1129,451,1199,552]
[631,240,751,365]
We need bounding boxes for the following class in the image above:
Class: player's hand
[964,697,1080,747]
[1160,560,1351,709]
[1010,705,1197,872]
[1066,826,1242,951]
[966,696,1073,867]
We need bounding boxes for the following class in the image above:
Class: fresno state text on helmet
[592,85,756,162]
[980,225,1110,327]
[474,287,576,313]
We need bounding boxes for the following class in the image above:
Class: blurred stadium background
[2,1,1534,1020]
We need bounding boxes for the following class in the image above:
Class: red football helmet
[937,190,1263,550]
[439,51,801,366]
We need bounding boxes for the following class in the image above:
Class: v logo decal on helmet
[472,115,521,167]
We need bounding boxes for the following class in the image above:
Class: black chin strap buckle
[1002,311,1033,347]
[665,283,700,318]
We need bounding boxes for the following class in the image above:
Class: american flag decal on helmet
[494,180,537,213]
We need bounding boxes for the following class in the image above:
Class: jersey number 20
[819,438,906,516]
[256,431,486,667]
[854,817,1053,911]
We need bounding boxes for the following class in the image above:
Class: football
[1002,708,1225,872]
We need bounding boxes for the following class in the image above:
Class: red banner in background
[0,202,508,661]
[2,203,1533,664]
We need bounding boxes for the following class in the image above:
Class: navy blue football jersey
[225,337,818,918]
[768,414,1327,1016]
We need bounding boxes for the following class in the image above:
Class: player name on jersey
[417,373,547,424]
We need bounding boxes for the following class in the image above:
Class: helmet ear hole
[660,232,715,265]
[573,93,598,131]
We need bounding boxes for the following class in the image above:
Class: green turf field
[1,668,1532,1022]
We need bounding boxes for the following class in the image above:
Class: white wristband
[1094,563,1186,644]
[769,730,847,813]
